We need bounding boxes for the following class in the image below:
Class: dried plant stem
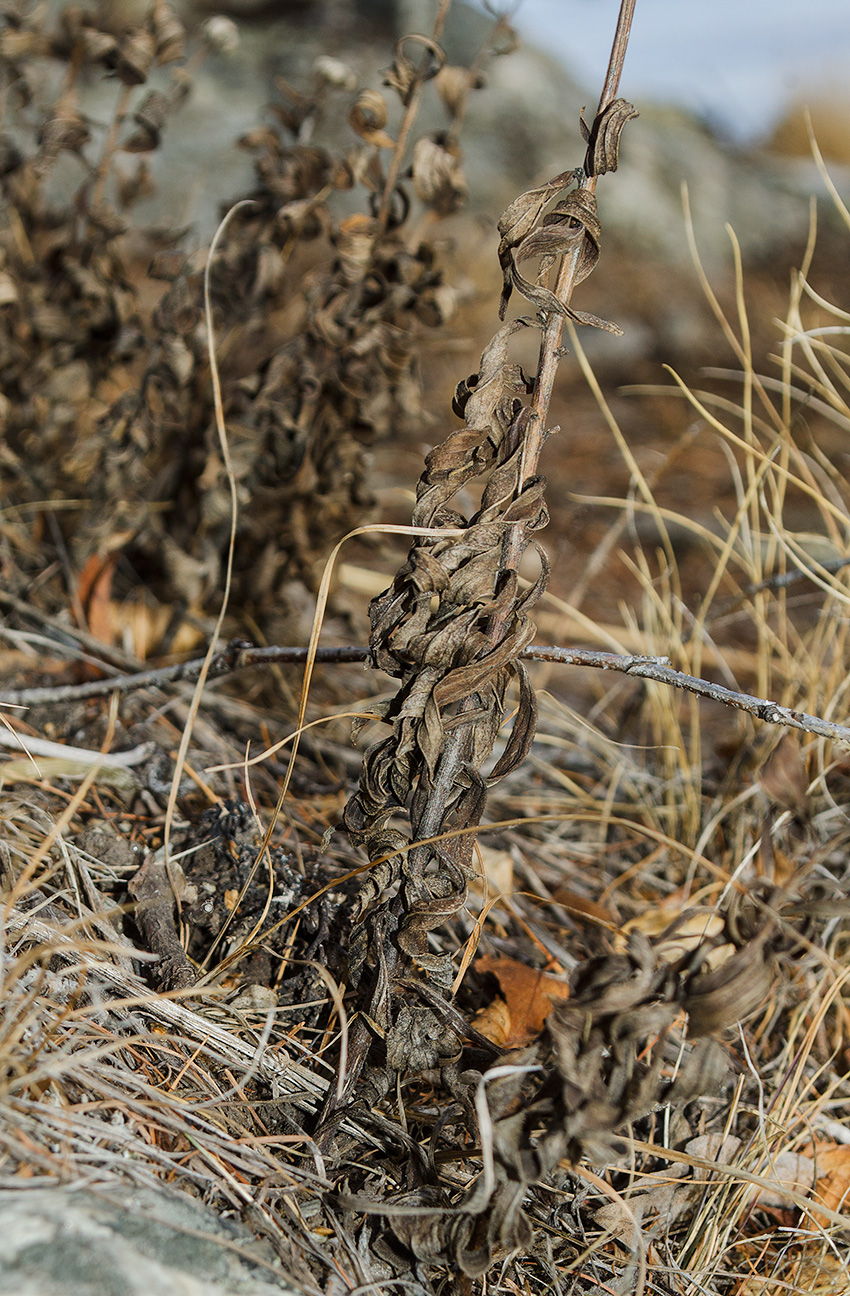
[430,0,638,821]
[375,0,452,233]
[521,0,636,487]
[395,0,639,884]
[89,83,133,213]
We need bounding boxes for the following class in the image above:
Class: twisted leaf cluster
[378,889,783,1276]
[0,2,495,630]
[343,144,635,1014]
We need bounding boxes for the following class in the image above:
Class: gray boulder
[0,1186,308,1296]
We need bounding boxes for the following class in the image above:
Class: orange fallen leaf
[807,1142,850,1227]
[474,953,569,1047]
[76,552,118,643]
[471,995,512,1047]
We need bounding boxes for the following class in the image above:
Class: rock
[0,1186,307,1296]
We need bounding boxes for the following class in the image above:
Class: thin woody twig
[0,643,366,707]
[4,642,848,747]
[530,646,850,746]
[375,0,452,233]
[519,0,636,491]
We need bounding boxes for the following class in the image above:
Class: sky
[501,0,850,142]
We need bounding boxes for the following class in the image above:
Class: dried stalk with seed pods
[327,1,640,1119]
[322,8,789,1271]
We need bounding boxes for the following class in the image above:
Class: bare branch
[5,640,846,748]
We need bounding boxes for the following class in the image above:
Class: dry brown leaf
[348,90,395,148]
[111,28,156,86]
[471,994,511,1046]
[475,953,569,1046]
[412,136,467,215]
[150,0,185,65]
[434,65,482,118]
[807,1142,850,1227]
[580,97,639,175]
[619,899,727,965]
[383,33,445,104]
[76,552,118,644]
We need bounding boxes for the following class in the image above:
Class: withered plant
[307,0,797,1275]
[0,0,514,645]
[3,3,850,1295]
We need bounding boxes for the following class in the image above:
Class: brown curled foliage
[341,129,637,1023]
[341,886,796,1279]
[323,67,797,1275]
[0,1,500,639]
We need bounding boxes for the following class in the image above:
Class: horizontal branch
[530,645,850,746]
[2,641,848,747]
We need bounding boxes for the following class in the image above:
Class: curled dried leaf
[348,89,394,149]
[110,28,156,85]
[122,90,170,153]
[497,169,581,252]
[681,928,776,1036]
[383,34,445,104]
[434,64,484,119]
[335,213,379,282]
[149,0,185,66]
[581,97,638,176]
[498,180,620,330]
[79,26,118,64]
[412,135,467,215]
[275,195,327,240]
[36,101,90,165]
[147,249,189,282]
